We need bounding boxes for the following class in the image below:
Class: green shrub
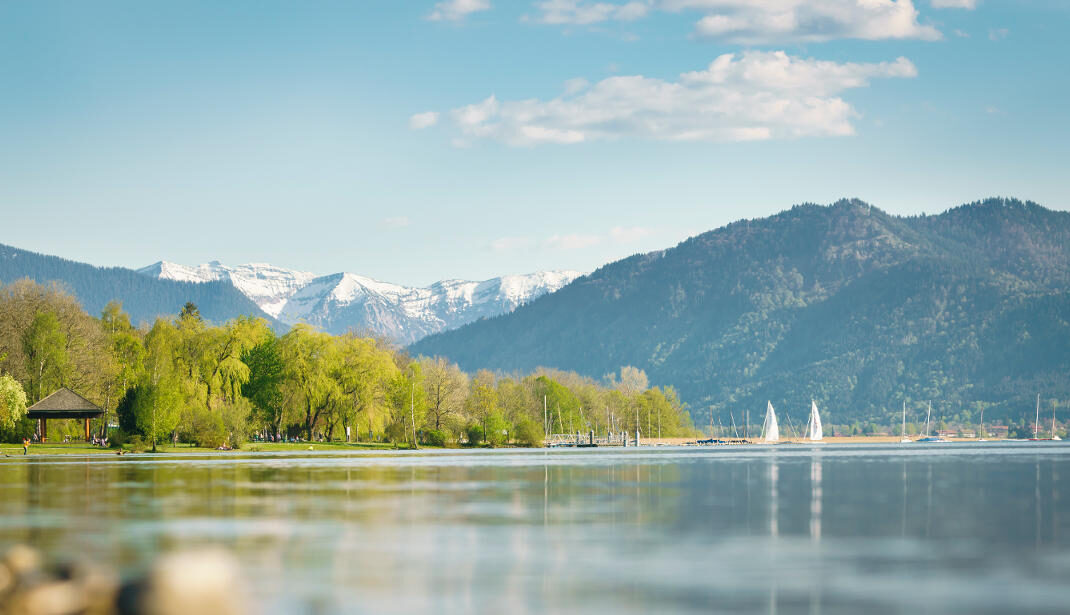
[465,424,484,446]
[423,429,450,447]
[484,412,511,447]
[512,416,543,448]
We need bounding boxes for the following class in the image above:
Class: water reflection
[810,458,821,542]
[1,444,1070,614]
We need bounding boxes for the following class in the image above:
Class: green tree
[22,311,68,402]
[99,302,143,437]
[467,370,499,441]
[332,335,397,442]
[136,319,183,452]
[419,356,468,433]
[0,374,28,431]
[384,363,427,447]
[242,335,286,437]
[279,325,339,440]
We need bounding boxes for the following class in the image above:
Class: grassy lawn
[1,440,420,456]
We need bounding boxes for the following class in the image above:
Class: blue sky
[1,0,1066,285]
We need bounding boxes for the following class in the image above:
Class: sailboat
[1030,394,1045,441]
[1052,400,1062,441]
[978,404,987,441]
[917,400,949,443]
[900,401,912,443]
[804,400,824,442]
[761,401,780,443]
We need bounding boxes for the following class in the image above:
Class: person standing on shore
[23,437,29,455]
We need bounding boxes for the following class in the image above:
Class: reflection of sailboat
[761,401,779,443]
[900,401,912,443]
[810,459,822,540]
[805,400,824,442]
[917,400,949,443]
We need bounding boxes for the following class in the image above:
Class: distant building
[984,425,1009,438]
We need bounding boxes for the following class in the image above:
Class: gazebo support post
[40,418,47,442]
[85,418,90,442]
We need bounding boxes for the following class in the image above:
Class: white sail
[762,401,780,443]
[809,400,823,441]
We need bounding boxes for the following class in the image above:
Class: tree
[419,356,468,433]
[0,374,28,431]
[22,311,68,403]
[384,363,427,447]
[180,302,201,321]
[136,319,183,452]
[332,335,397,442]
[99,302,143,437]
[242,335,286,437]
[279,325,338,440]
[200,316,269,410]
[467,370,499,441]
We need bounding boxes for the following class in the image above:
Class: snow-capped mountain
[138,261,583,344]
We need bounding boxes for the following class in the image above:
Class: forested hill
[410,198,1070,426]
[0,243,275,326]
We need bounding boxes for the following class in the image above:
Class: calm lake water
[2,443,1068,614]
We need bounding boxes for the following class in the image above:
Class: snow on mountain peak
[140,260,583,343]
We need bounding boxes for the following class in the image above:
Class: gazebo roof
[26,388,104,419]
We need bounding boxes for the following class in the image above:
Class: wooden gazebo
[27,388,103,442]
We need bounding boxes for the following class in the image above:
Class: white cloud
[383,216,411,229]
[531,1,942,42]
[409,112,440,130]
[436,51,916,146]
[610,226,651,242]
[545,233,603,250]
[669,0,941,43]
[490,236,536,252]
[491,226,656,253]
[534,0,651,24]
[563,77,590,94]
[988,27,1008,41]
[428,0,491,21]
[931,0,976,8]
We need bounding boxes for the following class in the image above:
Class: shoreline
[2,436,1035,457]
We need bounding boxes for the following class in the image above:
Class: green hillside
[410,198,1070,428]
[0,242,275,327]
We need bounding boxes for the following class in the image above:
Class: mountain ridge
[410,198,1070,426]
[137,259,583,344]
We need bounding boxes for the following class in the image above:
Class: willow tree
[201,316,270,411]
[136,319,183,452]
[0,374,27,432]
[332,334,397,442]
[280,325,339,440]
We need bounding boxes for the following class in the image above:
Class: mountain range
[411,198,1070,426]
[137,261,582,344]
[0,243,581,345]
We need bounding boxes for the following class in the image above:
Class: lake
[2,443,1068,614]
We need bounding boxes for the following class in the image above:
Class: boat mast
[902,401,906,439]
[1035,394,1040,439]
[1052,400,1058,440]
[979,405,985,440]
[925,401,932,437]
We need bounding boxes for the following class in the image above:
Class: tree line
[0,279,694,449]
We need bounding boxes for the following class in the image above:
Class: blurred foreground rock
[0,545,248,615]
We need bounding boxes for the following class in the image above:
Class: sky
[1,0,1067,286]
